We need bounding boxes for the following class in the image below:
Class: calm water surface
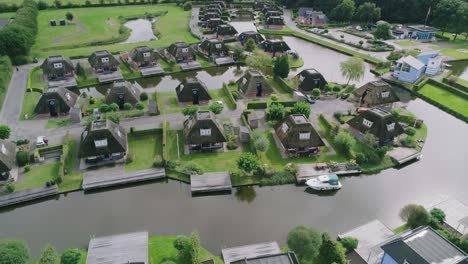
[122,18,157,44]
[449,60,468,81]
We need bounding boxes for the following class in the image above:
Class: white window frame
[363,118,373,128]
[181,48,189,53]
[299,75,305,83]
[65,92,71,101]
[1,144,7,155]
[53,63,63,69]
[200,129,212,136]
[215,43,222,49]
[281,123,289,133]
[381,91,390,98]
[143,52,151,58]
[101,57,110,63]
[401,63,411,73]
[94,139,108,148]
[387,123,395,131]
[299,132,310,140]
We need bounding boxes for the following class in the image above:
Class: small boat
[306,174,342,191]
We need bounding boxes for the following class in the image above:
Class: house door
[48,99,58,117]
[117,93,125,108]
[192,89,199,104]
[256,81,262,97]
[313,79,320,88]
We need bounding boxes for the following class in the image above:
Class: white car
[215,101,224,107]
[35,136,48,148]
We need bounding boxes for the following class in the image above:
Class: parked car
[35,136,48,148]
[305,95,315,104]
[93,108,101,120]
[355,26,363,31]
[340,93,350,100]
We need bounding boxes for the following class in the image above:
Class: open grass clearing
[28,67,47,90]
[15,162,60,191]
[418,83,468,118]
[45,117,70,128]
[125,132,163,172]
[394,40,417,47]
[209,88,235,110]
[20,91,41,120]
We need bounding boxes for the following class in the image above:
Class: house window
[299,132,310,140]
[200,129,211,136]
[182,48,189,53]
[215,44,222,49]
[381,91,390,98]
[1,144,7,155]
[401,63,411,73]
[363,118,373,128]
[65,92,71,101]
[143,52,151,58]
[101,57,110,63]
[281,123,289,133]
[94,139,108,148]
[403,260,411,264]
[387,123,395,131]
[53,63,63,69]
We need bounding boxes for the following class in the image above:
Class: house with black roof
[129,46,157,68]
[166,42,196,63]
[233,9,254,21]
[380,226,468,264]
[41,55,75,80]
[206,18,225,30]
[0,140,16,181]
[347,108,404,146]
[265,10,282,19]
[296,8,328,26]
[105,81,141,108]
[79,119,128,162]
[237,70,273,97]
[262,39,290,57]
[274,114,324,157]
[204,12,221,21]
[294,68,327,93]
[353,81,399,108]
[183,111,227,152]
[176,78,212,105]
[238,31,264,46]
[199,38,229,59]
[34,87,78,117]
[88,50,120,73]
[215,24,238,40]
[265,16,284,30]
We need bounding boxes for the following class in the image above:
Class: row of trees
[331,0,381,24]
[0,0,39,65]
[433,0,468,40]
[0,240,82,264]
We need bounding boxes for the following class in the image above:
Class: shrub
[0,240,30,264]
[400,204,431,228]
[109,103,119,112]
[290,101,311,118]
[24,165,31,172]
[140,92,148,101]
[226,134,238,150]
[60,248,81,264]
[270,95,278,101]
[16,151,29,167]
[231,91,241,100]
[339,237,358,254]
[105,112,120,124]
[237,152,260,173]
[287,226,322,261]
[332,85,342,92]
[89,97,96,105]
[333,112,342,120]
[259,171,295,186]
[99,104,110,113]
[209,103,223,114]
[430,208,446,224]
[178,162,204,175]
[250,129,269,152]
[266,103,285,120]
[312,88,321,97]
[405,127,416,136]
[334,130,356,156]
[135,102,144,110]
[182,105,198,116]
[65,12,73,21]
[0,125,11,139]
[5,182,15,193]
[153,155,164,167]
[183,1,192,10]
[123,103,132,110]
[401,137,416,148]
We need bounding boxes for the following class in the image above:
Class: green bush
[339,237,358,254]
[60,248,81,264]
[24,165,31,172]
[177,162,204,175]
[231,91,241,100]
[140,92,148,101]
[430,208,446,224]
[226,134,238,150]
[334,130,355,156]
[259,171,295,186]
[99,104,110,113]
[123,103,132,110]
[105,112,120,124]
[247,102,268,109]
[405,127,416,136]
[183,1,192,10]
[135,102,144,110]
[5,182,15,193]
[312,88,321,97]
[209,103,223,114]
[153,155,164,167]
[401,137,416,148]
[0,125,11,139]
[109,103,119,112]
[400,204,431,229]
[16,151,29,167]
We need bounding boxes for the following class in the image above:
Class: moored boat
[306,174,342,191]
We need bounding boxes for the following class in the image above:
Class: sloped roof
[40,55,74,75]
[347,108,404,145]
[204,12,220,20]
[105,80,141,105]
[216,24,238,35]
[353,81,399,107]
[238,31,264,44]
[207,18,225,29]
[129,46,157,63]
[88,50,120,69]
[0,140,16,172]
[176,77,212,103]
[167,42,194,59]
[79,119,127,158]
[237,70,274,95]
[263,39,290,53]
[265,10,282,18]
[381,227,468,264]
[274,114,324,149]
[34,87,78,114]
[266,16,284,25]
[397,56,425,70]
[183,111,227,145]
[295,68,327,91]
[199,38,229,56]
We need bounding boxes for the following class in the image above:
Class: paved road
[190,8,202,39]
[282,9,391,61]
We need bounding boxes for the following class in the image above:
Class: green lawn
[0,12,15,18]
[33,4,199,58]
[148,236,223,264]
[456,77,468,88]
[126,132,163,172]
[181,151,244,173]
[166,130,184,161]
[431,38,468,60]
[15,162,60,191]
[155,92,181,114]
[20,91,41,120]
[45,118,70,128]
[59,140,83,193]
[418,83,468,118]
[394,40,417,47]
[393,224,409,234]
[28,67,47,90]
[209,89,235,110]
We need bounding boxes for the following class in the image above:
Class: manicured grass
[148,236,223,264]
[0,13,15,18]
[120,61,141,79]
[59,140,83,193]
[209,89,235,110]
[288,57,304,69]
[395,40,417,47]
[15,162,60,191]
[19,92,41,120]
[155,92,181,114]
[28,67,47,90]
[375,67,390,74]
[33,4,199,58]
[125,133,163,172]
[457,78,468,88]
[393,224,409,234]
[166,130,184,161]
[418,83,468,117]
[45,118,70,128]
[180,151,244,173]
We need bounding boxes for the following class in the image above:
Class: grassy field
[28,67,47,90]
[180,151,244,173]
[33,4,199,58]
[126,132,163,172]
[432,38,468,60]
[15,162,60,191]
[59,140,83,192]
[20,91,41,120]
[418,83,468,118]
[394,40,417,47]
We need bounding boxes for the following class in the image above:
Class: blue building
[393,56,426,83]
[406,25,438,41]
[417,51,443,76]
[380,226,468,264]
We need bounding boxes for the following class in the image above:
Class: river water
[122,18,157,44]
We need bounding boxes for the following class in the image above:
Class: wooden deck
[222,241,281,264]
[0,185,58,208]
[86,231,148,264]
[83,168,166,191]
[190,172,232,193]
[98,71,124,84]
[388,147,422,165]
[296,164,329,183]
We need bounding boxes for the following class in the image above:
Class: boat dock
[222,241,281,264]
[0,185,58,208]
[388,147,422,165]
[83,168,166,191]
[296,163,361,183]
[190,172,232,194]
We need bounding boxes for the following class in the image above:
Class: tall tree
[287,226,322,261]
[0,125,11,139]
[374,22,392,40]
[331,0,356,22]
[190,231,201,264]
[317,233,348,264]
[290,101,311,118]
[340,57,365,86]
[273,55,290,79]
[246,49,272,75]
[355,2,381,23]
[433,0,461,36]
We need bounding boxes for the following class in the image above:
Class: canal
[0,96,467,257]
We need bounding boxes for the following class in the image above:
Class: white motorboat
[306,174,342,191]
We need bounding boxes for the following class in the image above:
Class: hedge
[241,112,252,131]
[270,101,297,107]
[162,121,169,161]
[247,101,268,109]
[130,128,163,137]
[318,114,333,131]
[33,144,63,161]
[273,77,295,94]
[0,56,12,110]
[424,79,468,100]
[416,91,468,123]
[442,77,468,93]
[222,83,237,110]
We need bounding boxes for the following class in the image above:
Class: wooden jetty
[190,172,232,193]
[388,147,422,165]
[86,231,148,264]
[222,241,281,264]
[296,163,329,183]
[83,168,166,191]
[0,185,58,208]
